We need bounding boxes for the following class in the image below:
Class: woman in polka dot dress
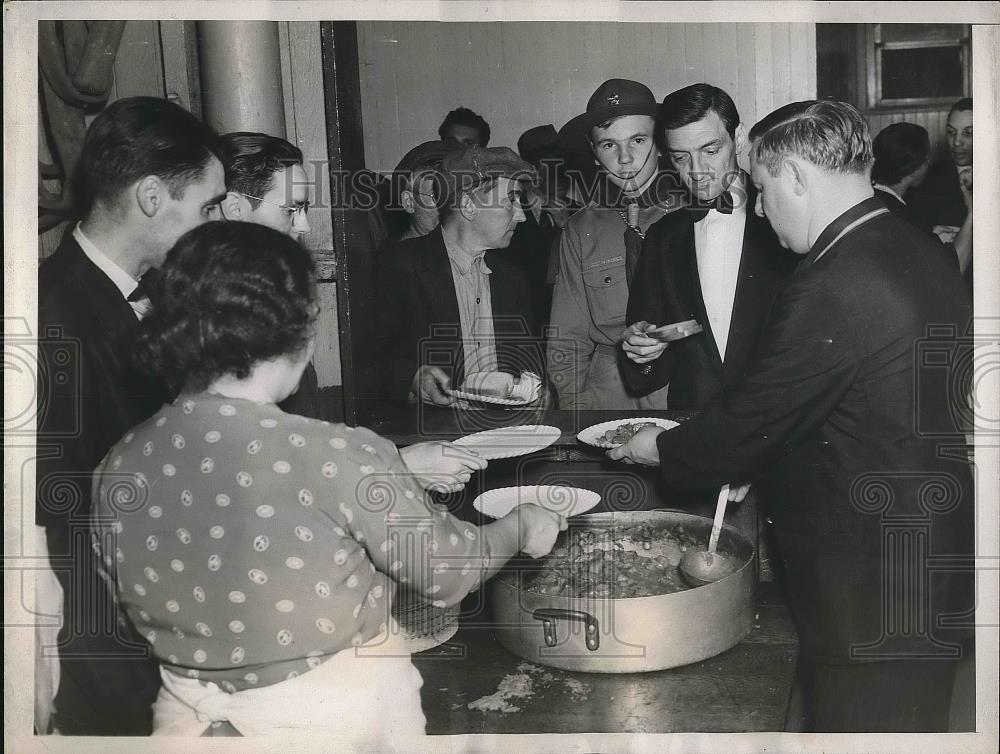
[91,223,566,739]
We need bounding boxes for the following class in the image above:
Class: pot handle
[532,608,600,651]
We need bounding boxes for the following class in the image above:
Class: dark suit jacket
[37,229,169,531]
[370,226,544,402]
[874,187,960,268]
[620,182,800,410]
[654,197,974,662]
[36,227,166,733]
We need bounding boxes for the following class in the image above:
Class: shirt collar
[802,195,889,268]
[873,183,905,204]
[442,228,491,276]
[73,223,140,300]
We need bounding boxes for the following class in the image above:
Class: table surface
[413,582,798,734]
[367,403,798,733]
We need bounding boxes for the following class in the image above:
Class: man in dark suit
[370,146,544,407]
[619,83,799,413]
[610,100,973,732]
[870,121,963,269]
[37,96,226,734]
[907,97,974,287]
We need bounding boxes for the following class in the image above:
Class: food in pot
[602,421,656,445]
[502,522,727,598]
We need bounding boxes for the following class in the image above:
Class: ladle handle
[707,484,729,555]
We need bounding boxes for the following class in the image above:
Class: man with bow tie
[546,78,680,410]
[36,96,226,734]
[619,83,799,411]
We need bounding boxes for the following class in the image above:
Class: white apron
[152,620,425,745]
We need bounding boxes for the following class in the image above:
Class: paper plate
[577,417,680,449]
[452,425,561,460]
[447,390,534,406]
[473,485,601,519]
[448,371,542,406]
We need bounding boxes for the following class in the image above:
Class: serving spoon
[680,484,740,586]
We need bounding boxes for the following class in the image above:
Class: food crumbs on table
[467,662,557,715]
[563,678,591,701]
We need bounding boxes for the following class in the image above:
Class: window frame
[866,23,971,110]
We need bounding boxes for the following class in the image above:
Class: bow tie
[687,191,735,222]
[127,269,159,303]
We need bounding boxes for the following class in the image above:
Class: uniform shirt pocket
[582,263,628,328]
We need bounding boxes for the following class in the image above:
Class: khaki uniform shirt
[547,202,671,410]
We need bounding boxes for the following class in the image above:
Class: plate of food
[473,485,601,519]
[452,424,561,460]
[643,319,703,343]
[577,417,680,449]
[447,371,542,406]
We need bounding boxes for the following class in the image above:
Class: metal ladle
[680,485,740,586]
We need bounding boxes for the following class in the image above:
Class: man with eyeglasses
[218,132,312,241]
[217,132,319,417]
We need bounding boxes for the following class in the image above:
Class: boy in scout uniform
[546,79,677,409]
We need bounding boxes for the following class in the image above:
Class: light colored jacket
[546,201,670,410]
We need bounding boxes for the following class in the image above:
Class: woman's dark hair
[72,96,221,217]
[438,107,491,146]
[136,222,317,393]
[655,83,741,154]
[871,122,931,185]
[217,132,304,209]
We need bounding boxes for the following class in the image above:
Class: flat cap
[439,145,537,207]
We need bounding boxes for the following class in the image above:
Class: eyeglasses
[237,192,310,217]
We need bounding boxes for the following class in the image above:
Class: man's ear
[783,157,808,196]
[134,176,164,218]
[400,189,416,215]
[220,191,245,221]
[458,192,476,221]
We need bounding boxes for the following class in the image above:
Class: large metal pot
[489,510,755,673]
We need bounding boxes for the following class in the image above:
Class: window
[867,24,970,109]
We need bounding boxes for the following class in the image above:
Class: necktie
[127,269,159,303]
[688,190,735,223]
[623,200,643,287]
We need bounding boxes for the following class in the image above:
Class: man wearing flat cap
[372,145,546,405]
[546,79,678,410]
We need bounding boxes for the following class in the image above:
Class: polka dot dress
[92,393,488,691]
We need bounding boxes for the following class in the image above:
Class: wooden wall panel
[357,22,818,173]
[279,21,341,386]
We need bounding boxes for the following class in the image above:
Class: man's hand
[606,425,667,465]
[728,483,751,503]
[508,504,568,558]
[399,441,487,494]
[622,321,668,364]
[958,165,973,210]
[411,366,458,406]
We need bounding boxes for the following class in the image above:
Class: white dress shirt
[73,223,149,320]
[693,175,747,363]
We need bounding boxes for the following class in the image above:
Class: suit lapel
[420,228,466,382]
[60,233,141,344]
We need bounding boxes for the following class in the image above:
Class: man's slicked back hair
[655,83,741,154]
[218,132,304,210]
[72,96,221,217]
[749,99,873,177]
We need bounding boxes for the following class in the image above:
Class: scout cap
[559,79,660,147]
